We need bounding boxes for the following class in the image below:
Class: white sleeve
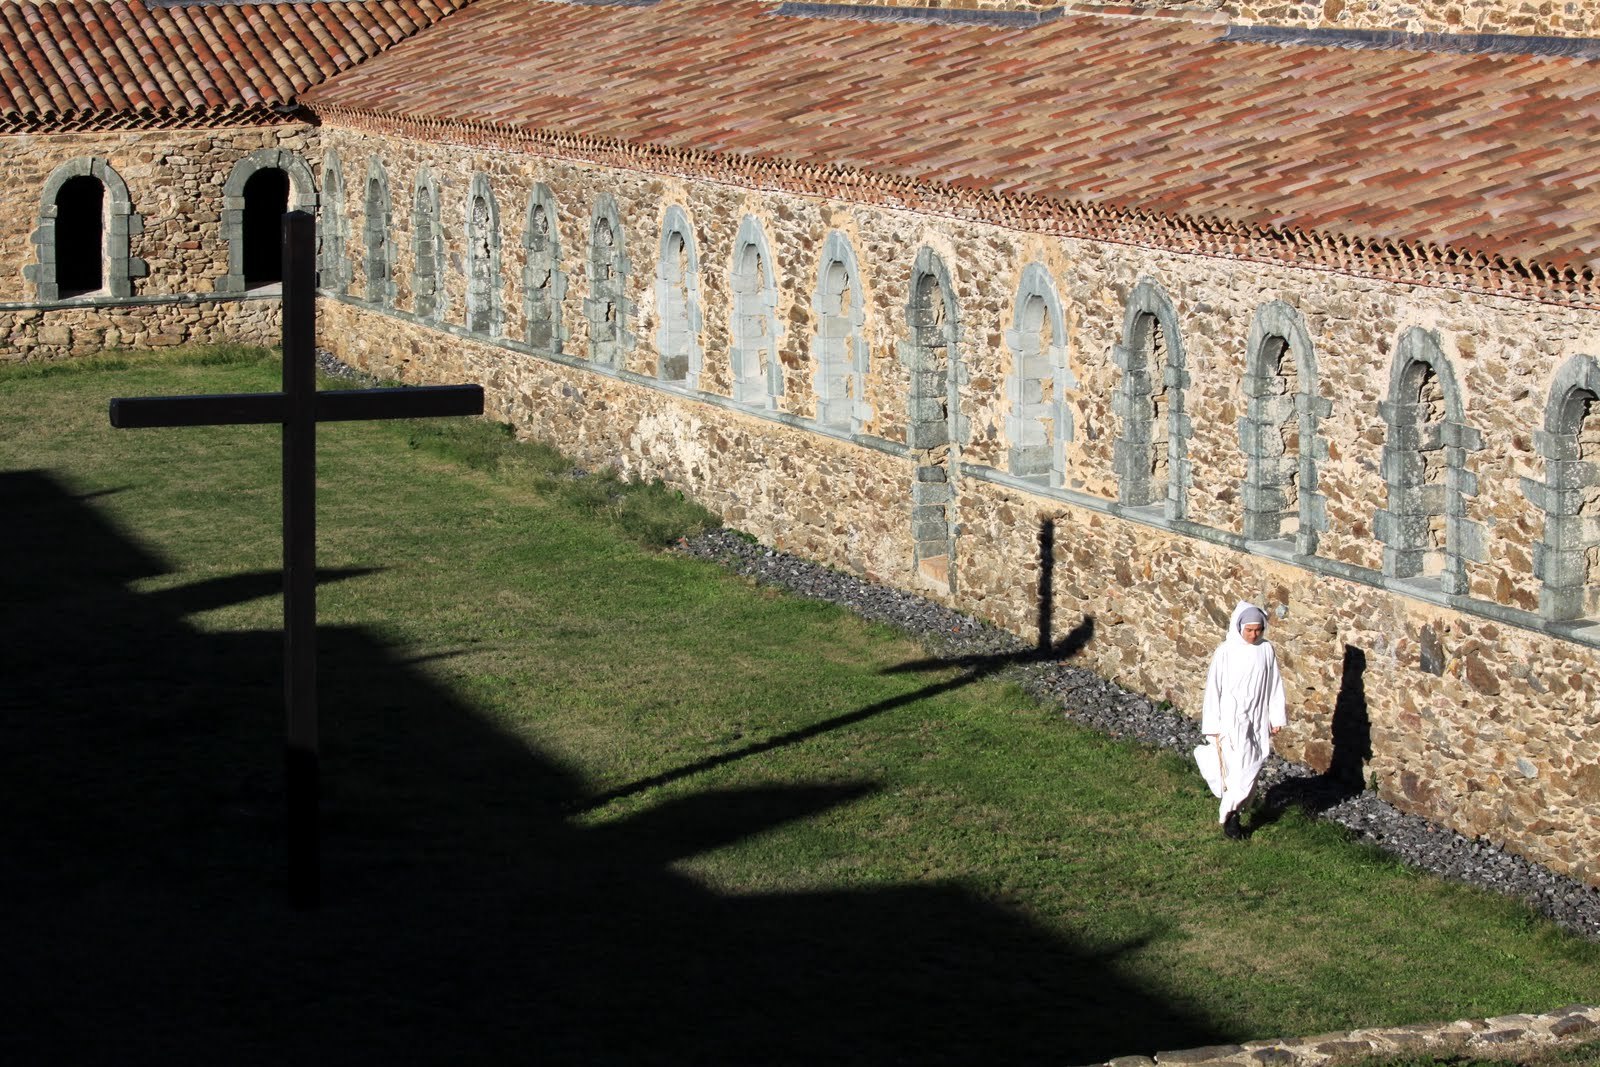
[1267,649,1287,729]
[1200,648,1223,735]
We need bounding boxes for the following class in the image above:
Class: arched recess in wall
[811,230,871,433]
[1374,327,1485,595]
[464,173,503,337]
[729,215,782,408]
[522,183,566,354]
[219,148,317,293]
[655,205,703,386]
[28,157,143,300]
[319,152,350,295]
[1112,279,1191,518]
[1002,263,1072,487]
[1524,354,1600,621]
[585,193,633,366]
[1239,300,1331,553]
[411,168,446,323]
[900,247,964,593]
[362,157,395,308]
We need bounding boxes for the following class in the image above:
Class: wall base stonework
[318,297,1600,888]
[1,293,283,360]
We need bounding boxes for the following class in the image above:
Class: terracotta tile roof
[304,0,1600,281]
[0,0,473,131]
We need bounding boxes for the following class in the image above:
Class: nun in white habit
[1193,600,1286,839]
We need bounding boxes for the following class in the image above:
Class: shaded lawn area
[2,349,1597,1065]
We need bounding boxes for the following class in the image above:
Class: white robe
[1194,600,1286,822]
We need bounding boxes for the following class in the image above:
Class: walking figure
[1194,601,1285,840]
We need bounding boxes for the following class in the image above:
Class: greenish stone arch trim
[522,182,567,354]
[318,152,350,295]
[654,204,704,387]
[28,156,145,301]
[585,192,634,366]
[729,215,782,408]
[411,168,447,323]
[1002,262,1073,486]
[362,156,395,308]
[1112,277,1190,517]
[217,147,317,294]
[900,245,964,593]
[1239,299,1331,553]
[1524,353,1600,621]
[465,172,504,337]
[1374,326,1485,593]
[811,228,871,433]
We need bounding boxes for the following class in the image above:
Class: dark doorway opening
[56,175,105,297]
[243,169,290,287]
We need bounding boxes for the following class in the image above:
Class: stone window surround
[811,229,873,433]
[362,156,396,308]
[522,182,567,354]
[217,148,318,295]
[28,156,145,302]
[411,168,447,323]
[1374,326,1486,596]
[318,151,350,295]
[584,192,634,366]
[464,172,504,338]
[729,215,783,409]
[1239,299,1331,555]
[653,204,704,387]
[900,246,964,592]
[1112,278,1192,519]
[1002,262,1073,487]
[1525,353,1600,623]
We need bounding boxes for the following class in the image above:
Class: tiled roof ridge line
[0,101,297,132]
[314,105,1598,311]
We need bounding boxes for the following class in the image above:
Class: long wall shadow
[2,471,1221,1065]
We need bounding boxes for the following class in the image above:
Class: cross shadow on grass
[1,471,1221,1065]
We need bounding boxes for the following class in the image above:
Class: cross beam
[110,211,484,909]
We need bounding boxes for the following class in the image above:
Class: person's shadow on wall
[1254,644,1371,835]
[1,471,1221,1066]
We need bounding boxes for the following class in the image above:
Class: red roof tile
[305,0,1600,276]
[0,0,473,130]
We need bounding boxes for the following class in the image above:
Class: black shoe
[1223,811,1244,840]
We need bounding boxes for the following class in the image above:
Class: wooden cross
[110,211,484,909]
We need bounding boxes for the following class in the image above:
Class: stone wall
[313,120,1600,883]
[1061,0,1600,36]
[0,124,319,360]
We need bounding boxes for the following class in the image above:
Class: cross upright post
[110,210,485,909]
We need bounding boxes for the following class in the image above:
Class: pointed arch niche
[729,216,782,408]
[1112,279,1191,518]
[362,157,394,307]
[811,230,871,433]
[29,156,143,301]
[522,183,567,354]
[1238,300,1330,553]
[1524,354,1600,622]
[464,173,503,337]
[319,152,350,295]
[585,194,633,366]
[1374,328,1485,595]
[899,247,964,592]
[1002,263,1073,486]
[411,168,446,323]
[654,206,703,386]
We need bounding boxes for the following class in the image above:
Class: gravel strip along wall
[1090,1004,1600,1067]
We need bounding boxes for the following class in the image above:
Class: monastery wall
[313,122,1600,884]
[0,125,320,359]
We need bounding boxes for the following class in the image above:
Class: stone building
[5,0,1600,883]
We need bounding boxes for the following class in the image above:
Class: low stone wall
[1061,0,1600,36]
[1091,1003,1600,1066]
[1,293,282,361]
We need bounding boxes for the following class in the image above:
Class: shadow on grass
[2,472,1220,1065]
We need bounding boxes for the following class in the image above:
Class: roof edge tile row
[313,104,1599,310]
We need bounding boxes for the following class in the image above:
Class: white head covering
[1209,600,1279,731]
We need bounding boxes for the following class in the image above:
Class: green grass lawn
[2,347,1596,1066]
